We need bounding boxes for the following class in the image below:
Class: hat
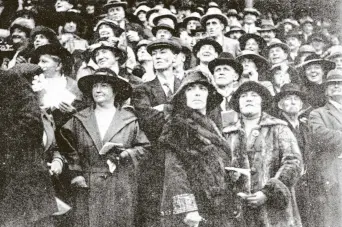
[238,33,266,51]
[258,19,277,32]
[152,22,175,36]
[299,54,335,72]
[285,29,304,41]
[94,19,125,37]
[207,2,220,9]
[243,8,260,17]
[274,83,307,104]
[200,8,228,28]
[192,37,223,57]
[183,12,201,27]
[227,9,239,17]
[236,50,269,70]
[325,69,342,84]
[78,68,132,101]
[135,39,152,53]
[172,37,191,57]
[230,81,272,112]
[269,65,299,84]
[208,52,243,77]
[265,39,290,55]
[134,3,150,15]
[298,44,316,55]
[60,11,83,25]
[326,47,342,60]
[282,18,299,27]
[146,6,162,22]
[146,38,181,54]
[225,23,245,37]
[300,16,314,25]
[171,70,223,111]
[308,33,330,44]
[103,0,128,12]
[30,44,74,75]
[193,6,205,16]
[90,41,128,65]
[10,18,35,35]
[30,26,59,45]
[153,9,178,27]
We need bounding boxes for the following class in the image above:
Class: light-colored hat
[201,7,228,28]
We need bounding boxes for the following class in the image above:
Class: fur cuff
[261,178,291,210]
[172,194,198,214]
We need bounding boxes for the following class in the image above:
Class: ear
[233,72,239,81]
[56,62,63,72]
[220,22,225,31]
[277,100,284,110]
[172,53,177,64]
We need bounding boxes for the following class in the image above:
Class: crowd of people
[0,0,342,226]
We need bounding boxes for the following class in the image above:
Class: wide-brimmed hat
[300,16,314,25]
[265,39,290,55]
[30,26,59,45]
[30,44,74,74]
[274,83,307,104]
[103,0,128,12]
[200,8,228,28]
[146,6,162,22]
[326,47,342,60]
[134,4,150,16]
[171,70,223,111]
[172,37,191,56]
[227,9,239,17]
[225,23,245,37]
[308,33,330,44]
[324,69,342,84]
[153,9,178,27]
[230,81,272,112]
[208,52,243,76]
[94,19,125,37]
[285,29,304,41]
[152,22,175,36]
[236,50,269,70]
[299,54,335,72]
[10,18,35,36]
[183,12,201,27]
[192,37,223,57]
[238,33,266,51]
[90,40,128,65]
[243,8,260,17]
[146,38,181,54]
[78,68,132,101]
[258,19,277,32]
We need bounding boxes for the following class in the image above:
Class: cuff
[261,178,291,210]
[172,194,198,215]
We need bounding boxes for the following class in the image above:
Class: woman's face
[156,29,172,40]
[245,38,259,52]
[137,45,152,62]
[138,12,147,23]
[186,20,199,33]
[305,63,324,84]
[95,49,118,68]
[92,82,116,105]
[185,83,209,114]
[64,21,77,33]
[239,91,262,117]
[34,34,50,49]
[98,24,115,38]
[241,58,257,72]
[38,54,61,77]
[332,56,342,70]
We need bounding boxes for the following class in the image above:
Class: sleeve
[309,109,342,156]
[261,126,303,208]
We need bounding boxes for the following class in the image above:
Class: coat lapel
[42,112,55,152]
[150,78,167,104]
[326,103,342,125]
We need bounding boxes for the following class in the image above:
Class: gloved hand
[47,159,63,175]
[71,176,88,188]
[183,211,202,227]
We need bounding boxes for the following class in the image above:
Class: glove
[71,176,88,188]
[47,159,63,175]
[184,211,202,227]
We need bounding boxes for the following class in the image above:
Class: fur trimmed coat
[159,108,241,227]
[223,113,303,227]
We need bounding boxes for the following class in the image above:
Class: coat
[59,106,150,227]
[131,76,181,226]
[221,36,240,57]
[222,113,303,227]
[0,69,57,226]
[308,102,342,227]
[159,108,241,227]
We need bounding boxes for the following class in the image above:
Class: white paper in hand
[107,159,116,173]
[99,142,124,155]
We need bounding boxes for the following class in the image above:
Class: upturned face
[92,82,116,105]
[305,63,324,84]
[137,45,152,62]
[197,44,218,63]
[156,29,172,39]
[326,81,342,98]
[63,21,77,33]
[34,34,50,49]
[55,0,73,12]
[244,38,259,52]
[286,36,301,51]
[11,28,27,45]
[138,11,147,22]
[268,46,288,65]
[185,83,209,114]
[279,94,303,115]
[259,30,275,43]
[239,91,262,117]
[98,24,115,38]
[151,48,175,70]
[213,65,238,86]
[186,20,199,33]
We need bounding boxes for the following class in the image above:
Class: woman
[159,71,240,227]
[298,54,335,108]
[238,33,267,56]
[223,81,303,227]
[30,26,60,50]
[135,39,155,82]
[60,68,150,227]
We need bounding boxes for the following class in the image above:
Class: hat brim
[243,10,260,17]
[236,53,269,70]
[300,59,336,72]
[225,29,246,37]
[201,14,228,27]
[151,25,175,36]
[265,42,290,54]
[103,2,127,13]
[327,52,342,60]
[238,33,266,51]
[91,46,127,65]
[146,42,180,55]
[153,14,178,27]
[78,74,132,101]
[183,16,200,27]
[192,38,223,56]
[230,81,272,113]
[208,58,243,77]
[275,90,307,104]
[146,8,159,20]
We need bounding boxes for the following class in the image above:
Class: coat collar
[74,106,137,151]
[325,102,342,125]
[149,76,181,103]
[222,112,287,133]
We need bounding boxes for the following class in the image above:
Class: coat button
[160,211,164,216]
[252,130,260,137]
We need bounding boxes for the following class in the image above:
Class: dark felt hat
[151,23,175,36]
[274,83,307,104]
[265,39,290,55]
[236,50,269,70]
[146,38,181,54]
[238,33,266,51]
[103,0,128,12]
[299,54,335,72]
[94,19,125,37]
[90,41,128,65]
[192,37,223,56]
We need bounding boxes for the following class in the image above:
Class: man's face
[268,46,288,65]
[213,65,238,86]
[239,91,262,117]
[286,36,301,51]
[244,13,256,24]
[332,56,342,70]
[95,48,118,68]
[326,81,342,98]
[173,52,186,68]
[245,38,259,52]
[284,23,293,33]
[273,69,291,87]
[186,20,199,33]
[137,45,152,62]
[305,64,324,84]
[206,18,224,38]
[260,30,275,43]
[151,48,175,70]
[11,28,27,46]
[279,94,303,115]
[156,29,172,39]
[185,83,208,113]
[63,21,77,33]
[92,82,115,105]
[108,6,125,22]
[302,23,313,34]
[197,44,218,64]
[55,0,73,12]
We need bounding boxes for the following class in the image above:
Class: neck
[282,112,299,128]
[214,33,223,43]
[173,64,185,74]
[110,65,120,75]
[156,67,174,80]
[242,112,261,121]
[46,72,63,79]
[142,61,154,71]
[95,102,116,110]
[217,83,235,95]
[199,61,209,67]
[330,96,342,105]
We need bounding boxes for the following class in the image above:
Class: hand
[71,176,88,188]
[119,150,130,160]
[184,211,202,227]
[126,31,140,42]
[59,102,76,113]
[32,74,47,92]
[15,56,27,64]
[246,191,267,208]
[47,159,63,175]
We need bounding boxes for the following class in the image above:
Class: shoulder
[224,36,239,45]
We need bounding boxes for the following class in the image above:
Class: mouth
[202,52,212,57]
[98,59,107,65]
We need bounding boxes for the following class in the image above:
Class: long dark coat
[308,102,342,227]
[0,69,57,226]
[223,113,303,227]
[159,108,241,227]
[60,106,150,227]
